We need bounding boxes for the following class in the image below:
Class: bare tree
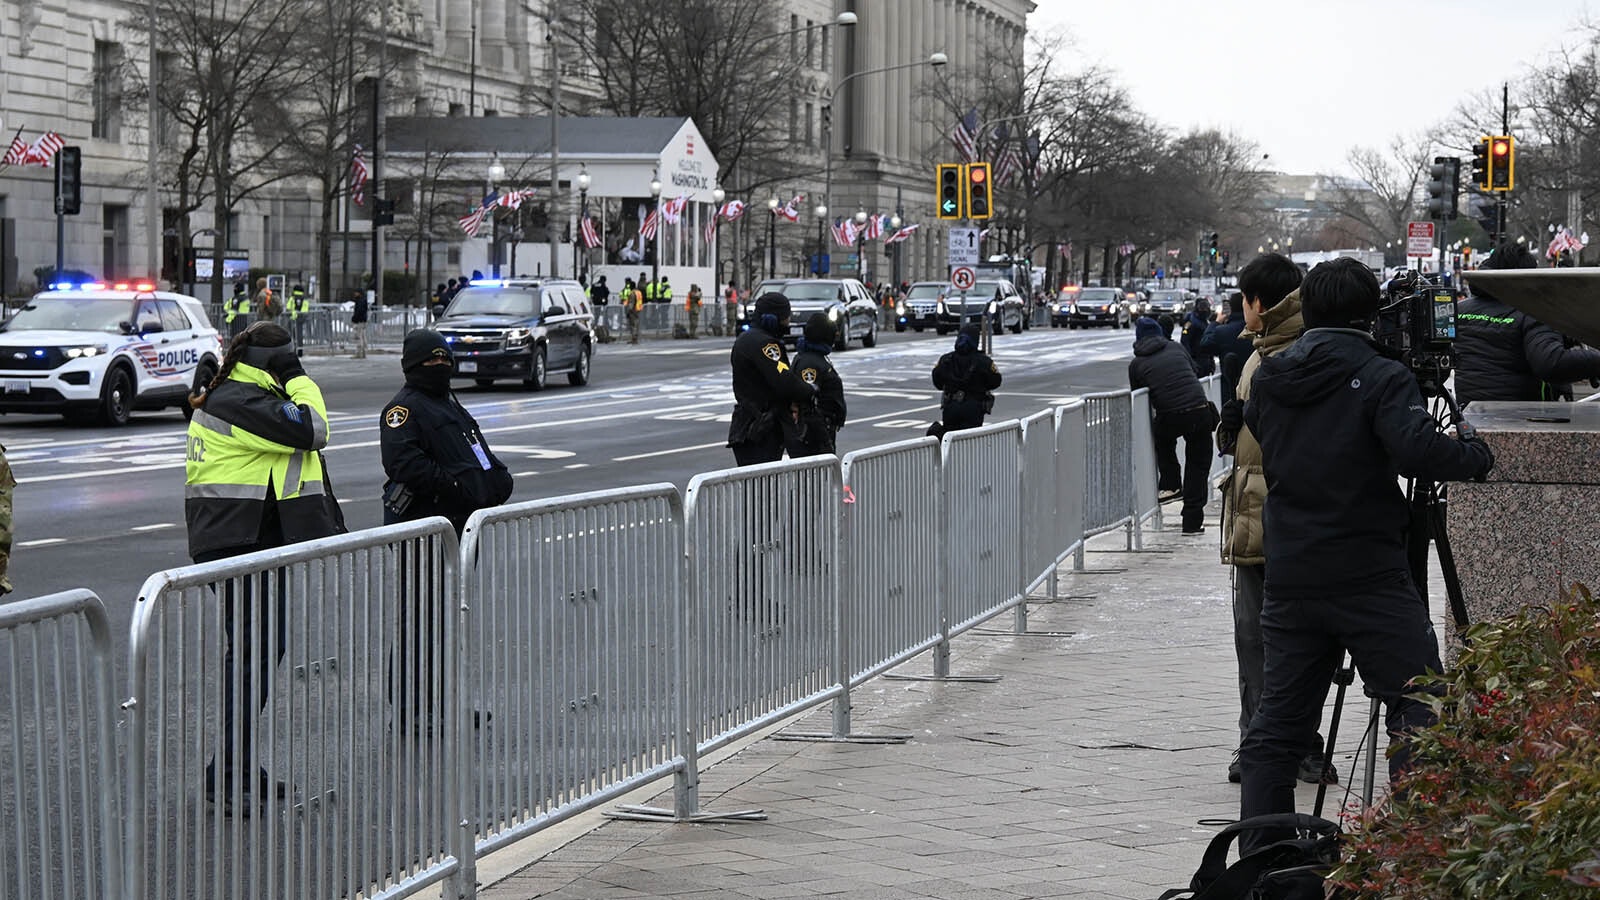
[1319,134,1431,254]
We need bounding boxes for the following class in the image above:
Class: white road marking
[131,523,177,532]
[18,538,67,547]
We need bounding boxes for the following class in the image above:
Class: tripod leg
[1364,697,1380,810]
[1314,658,1355,819]
[1426,484,1471,631]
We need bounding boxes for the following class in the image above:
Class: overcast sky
[1027,0,1592,176]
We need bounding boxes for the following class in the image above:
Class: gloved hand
[1463,435,1494,483]
[265,346,306,384]
[1214,399,1244,455]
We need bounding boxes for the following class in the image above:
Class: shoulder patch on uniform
[801,368,817,384]
[385,406,410,428]
[762,343,782,362]
[280,401,303,423]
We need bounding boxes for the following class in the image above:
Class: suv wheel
[568,343,591,386]
[99,365,134,426]
[860,322,877,348]
[525,345,548,392]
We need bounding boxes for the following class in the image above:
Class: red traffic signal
[1488,135,1514,191]
[966,162,993,219]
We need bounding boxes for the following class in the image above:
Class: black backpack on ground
[1158,813,1342,900]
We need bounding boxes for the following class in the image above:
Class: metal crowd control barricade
[939,421,1024,644]
[457,486,685,850]
[1079,391,1137,551]
[1019,410,1059,603]
[1130,388,1160,537]
[1202,374,1229,482]
[126,519,462,900]
[682,458,842,775]
[1053,402,1090,574]
[838,438,943,689]
[0,590,121,900]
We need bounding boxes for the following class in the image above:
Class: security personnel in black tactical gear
[785,312,847,458]
[726,292,814,465]
[930,324,1002,437]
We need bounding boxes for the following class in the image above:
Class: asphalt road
[7,322,1142,659]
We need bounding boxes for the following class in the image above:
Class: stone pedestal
[1445,401,1600,650]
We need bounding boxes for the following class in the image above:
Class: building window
[448,101,465,117]
[789,14,798,59]
[103,205,129,279]
[155,52,179,144]
[483,107,498,117]
[93,41,123,141]
[822,28,831,71]
[413,97,431,116]
[805,21,815,68]
[790,98,798,144]
[805,103,814,150]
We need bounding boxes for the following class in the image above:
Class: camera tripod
[1312,382,1472,819]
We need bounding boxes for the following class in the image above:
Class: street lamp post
[576,166,590,281]
[649,173,662,294]
[814,203,828,275]
[889,213,903,291]
[853,209,868,285]
[821,52,947,242]
[488,154,506,278]
[766,196,780,280]
[710,185,726,290]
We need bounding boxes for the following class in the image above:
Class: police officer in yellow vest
[642,278,659,303]
[288,284,311,356]
[184,321,342,813]
[224,282,250,339]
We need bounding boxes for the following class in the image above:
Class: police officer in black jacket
[1455,243,1600,405]
[1200,293,1254,400]
[1128,316,1215,533]
[786,312,847,457]
[1237,258,1493,853]
[931,324,1003,436]
[727,293,815,465]
[381,330,514,734]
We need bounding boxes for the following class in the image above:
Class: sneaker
[1158,489,1182,503]
[1181,527,1205,535]
[1297,753,1338,785]
[1227,754,1242,784]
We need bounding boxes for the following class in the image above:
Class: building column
[481,0,506,72]
[446,0,473,60]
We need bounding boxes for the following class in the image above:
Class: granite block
[1467,401,1600,485]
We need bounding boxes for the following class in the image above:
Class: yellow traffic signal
[1488,135,1514,191]
[1470,138,1490,190]
[936,164,964,220]
[966,162,993,219]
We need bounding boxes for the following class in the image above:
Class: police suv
[0,282,224,425]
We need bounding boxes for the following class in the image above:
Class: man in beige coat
[1215,253,1331,787]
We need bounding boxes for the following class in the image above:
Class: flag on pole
[1117,242,1136,257]
[778,193,804,223]
[640,208,662,240]
[458,206,487,237]
[831,218,852,248]
[497,188,531,210]
[23,132,64,167]
[949,109,979,163]
[719,199,747,222]
[580,216,601,249]
[661,194,688,225]
[1059,242,1073,260]
[704,217,718,245]
[863,214,887,241]
[0,131,27,167]
[884,223,920,244]
[978,228,991,240]
[350,144,370,206]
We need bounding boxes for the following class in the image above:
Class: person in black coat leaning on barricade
[1454,242,1600,405]
[785,312,848,458]
[380,330,514,735]
[1128,316,1216,534]
[929,324,1003,438]
[1237,258,1494,854]
[727,292,816,466]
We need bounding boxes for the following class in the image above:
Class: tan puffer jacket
[1220,291,1302,566]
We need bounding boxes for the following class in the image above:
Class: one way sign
[948,227,980,266]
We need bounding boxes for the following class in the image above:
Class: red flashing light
[1491,139,1510,156]
[969,167,987,184]
[134,282,156,291]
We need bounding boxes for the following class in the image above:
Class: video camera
[1374,269,1458,393]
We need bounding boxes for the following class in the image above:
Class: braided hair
[189,321,292,409]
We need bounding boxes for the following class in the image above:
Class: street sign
[1406,221,1436,259]
[948,227,980,267]
[950,266,976,290]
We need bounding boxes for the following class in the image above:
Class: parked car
[894,282,945,332]
[434,278,594,391]
[935,279,1028,334]
[1061,286,1131,329]
[743,278,879,349]
[0,282,224,425]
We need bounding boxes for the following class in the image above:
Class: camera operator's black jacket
[1454,294,1600,405]
[726,325,815,448]
[1244,328,1492,593]
[1129,335,1209,413]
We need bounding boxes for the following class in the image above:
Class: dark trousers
[196,547,288,795]
[1234,564,1324,755]
[1153,406,1214,531]
[1238,571,1441,853]
[732,437,784,467]
[384,519,450,731]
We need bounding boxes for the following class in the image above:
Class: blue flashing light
[468,278,510,287]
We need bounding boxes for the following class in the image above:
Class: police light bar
[469,279,512,287]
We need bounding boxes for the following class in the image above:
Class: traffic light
[1208,232,1219,257]
[1470,138,1490,191]
[1467,190,1498,241]
[1426,156,1460,220]
[1488,135,1514,191]
[936,164,963,220]
[966,162,992,219]
[55,145,81,216]
[373,197,396,226]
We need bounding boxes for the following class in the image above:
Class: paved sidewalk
[470,499,1421,900]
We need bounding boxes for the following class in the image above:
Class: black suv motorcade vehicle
[936,279,1027,335]
[742,278,879,349]
[1061,286,1131,328]
[434,278,594,391]
[894,281,945,332]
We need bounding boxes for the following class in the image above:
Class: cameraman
[1237,257,1494,853]
[1455,243,1600,405]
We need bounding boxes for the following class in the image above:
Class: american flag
[1118,242,1136,257]
[979,227,991,240]
[704,217,717,245]
[1546,227,1585,260]
[863,214,888,241]
[497,188,532,210]
[350,144,370,206]
[778,193,804,223]
[0,132,26,167]
[719,199,747,222]
[23,131,64,166]
[458,205,487,237]
[831,219,855,247]
[884,223,920,244]
[580,215,601,249]
[1061,242,1073,259]
[949,109,979,163]
[661,194,688,225]
[640,208,662,240]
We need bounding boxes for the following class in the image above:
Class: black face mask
[406,364,454,394]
